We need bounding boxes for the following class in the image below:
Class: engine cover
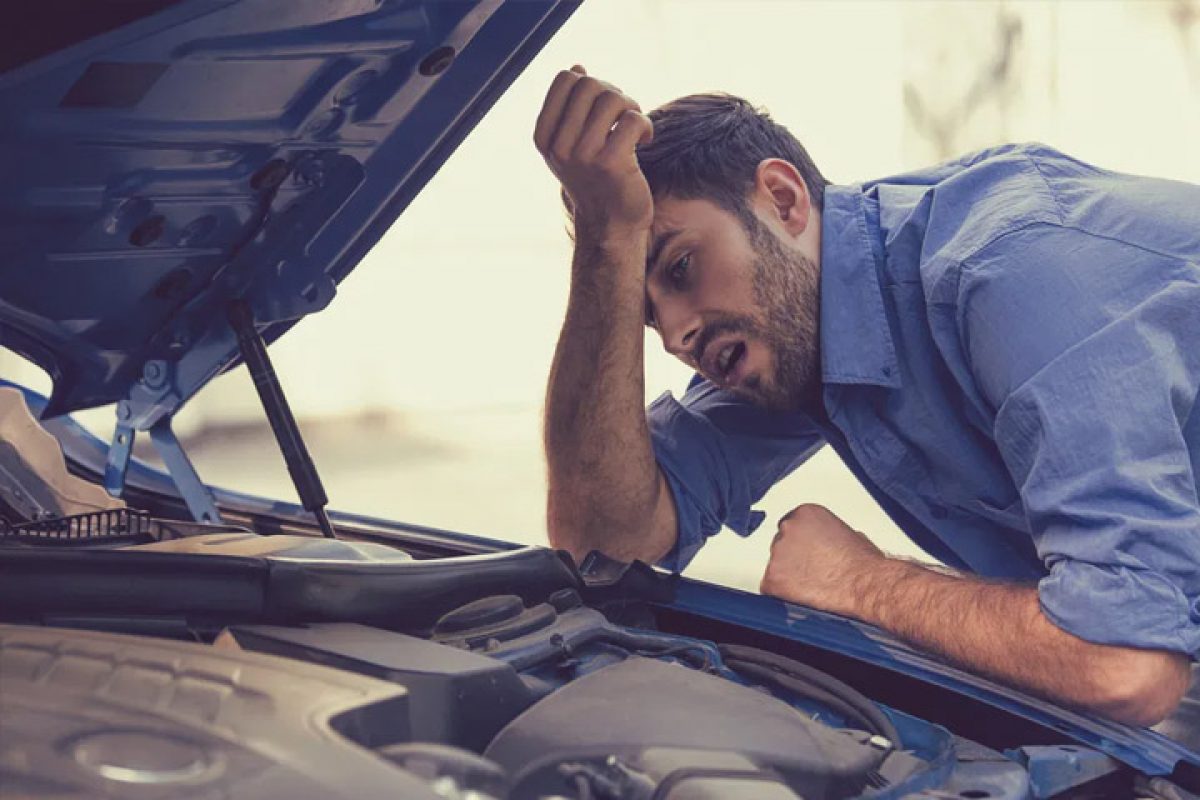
[485,656,885,799]
[0,625,449,799]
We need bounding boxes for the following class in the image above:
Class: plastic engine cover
[219,622,534,751]
[0,625,448,799]
[486,656,884,798]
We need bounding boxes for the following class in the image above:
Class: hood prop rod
[227,299,337,539]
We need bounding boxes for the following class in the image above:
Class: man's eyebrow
[646,228,682,276]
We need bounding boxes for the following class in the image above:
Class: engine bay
[0,393,1189,799]
[0,513,1130,800]
[0,591,969,799]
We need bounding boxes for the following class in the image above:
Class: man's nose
[655,299,701,361]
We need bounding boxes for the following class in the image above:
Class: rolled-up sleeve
[960,222,1200,653]
[647,380,825,572]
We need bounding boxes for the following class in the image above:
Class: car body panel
[0,0,579,426]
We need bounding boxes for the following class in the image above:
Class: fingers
[575,90,641,159]
[534,67,583,154]
[548,76,614,162]
[534,66,646,166]
[601,108,654,159]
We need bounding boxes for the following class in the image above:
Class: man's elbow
[1088,649,1191,727]
[545,497,623,564]
[546,521,585,561]
[546,498,589,561]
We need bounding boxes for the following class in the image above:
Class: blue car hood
[0,0,578,426]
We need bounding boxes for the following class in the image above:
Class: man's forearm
[544,232,673,564]
[850,560,1190,726]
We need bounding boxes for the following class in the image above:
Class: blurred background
[3,0,1199,590]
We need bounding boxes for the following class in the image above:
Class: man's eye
[667,254,691,287]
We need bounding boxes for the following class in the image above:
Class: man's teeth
[718,344,736,374]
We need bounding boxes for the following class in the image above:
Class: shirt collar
[818,185,902,390]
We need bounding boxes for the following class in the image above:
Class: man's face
[645,196,820,411]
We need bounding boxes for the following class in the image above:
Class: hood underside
[0,0,578,428]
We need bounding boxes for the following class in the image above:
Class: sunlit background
[4,0,1199,590]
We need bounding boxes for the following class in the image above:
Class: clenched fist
[533,66,654,237]
[760,504,886,618]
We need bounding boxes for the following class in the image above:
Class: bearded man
[535,67,1200,731]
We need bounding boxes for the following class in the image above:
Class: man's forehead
[649,195,726,236]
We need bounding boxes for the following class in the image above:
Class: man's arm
[761,504,1192,727]
[534,67,677,564]
[543,235,678,564]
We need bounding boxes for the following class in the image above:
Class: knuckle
[597,88,626,108]
[627,111,653,135]
[550,141,573,164]
[780,503,828,527]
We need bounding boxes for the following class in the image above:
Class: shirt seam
[953,220,1198,372]
[977,158,1194,266]
[932,143,1194,298]
[1023,149,1067,225]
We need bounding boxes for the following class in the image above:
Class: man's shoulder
[871,143,1073,276]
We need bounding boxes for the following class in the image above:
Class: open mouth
[714,341,747,384]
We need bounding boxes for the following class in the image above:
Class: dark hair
[558,93,828,237]
[638,93,829,222]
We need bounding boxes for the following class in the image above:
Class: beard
[749,216,821,411]
[707,215,820,412]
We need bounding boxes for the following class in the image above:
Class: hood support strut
[227,299,337,540]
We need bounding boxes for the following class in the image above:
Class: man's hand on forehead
[533,66,655,238]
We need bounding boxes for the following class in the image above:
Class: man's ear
[753,158,811,238]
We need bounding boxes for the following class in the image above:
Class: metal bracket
[1007,745,1121,798]
[106,363,222,525]
[104,416,135,499]
[148,417,222,524]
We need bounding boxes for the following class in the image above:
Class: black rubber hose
[718,643,901,746]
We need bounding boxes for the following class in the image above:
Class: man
[535,66,1200,729]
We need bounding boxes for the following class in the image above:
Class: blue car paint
[6,376,1195,788]
[0,1,1195,792]
[0,0,579,429]
[1009,746,1123,799]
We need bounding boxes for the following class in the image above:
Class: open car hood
[0,0,579,426]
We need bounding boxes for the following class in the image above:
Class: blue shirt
[648,143,1200,655]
